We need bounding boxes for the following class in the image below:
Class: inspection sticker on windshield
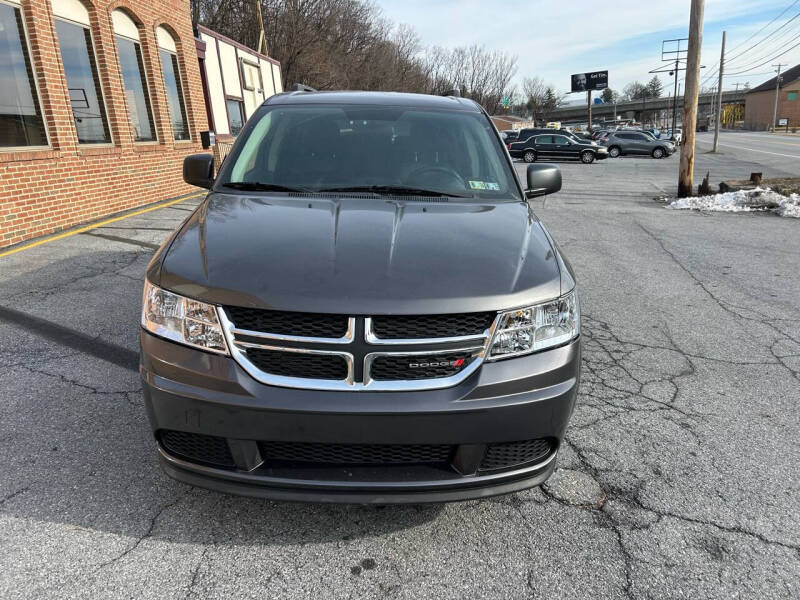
[469,181,499,191]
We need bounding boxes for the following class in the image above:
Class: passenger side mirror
[183,154,215,189]
[525,164,562,199]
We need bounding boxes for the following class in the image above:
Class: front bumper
[140,330,580,503]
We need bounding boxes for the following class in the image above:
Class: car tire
[523,150,536,163]
[652,147,665,159]
[580,150,595,164]
[608,146,621,158]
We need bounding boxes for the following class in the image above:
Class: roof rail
[442,89,461,97]
[290,83,317,92]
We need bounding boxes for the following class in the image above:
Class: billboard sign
[571,71,608,92]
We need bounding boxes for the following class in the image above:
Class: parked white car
[666,129,682,143]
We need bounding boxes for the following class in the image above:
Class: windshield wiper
[318,185,471,198]
[221,182,309,193]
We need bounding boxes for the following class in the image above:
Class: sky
[374,0,800,101]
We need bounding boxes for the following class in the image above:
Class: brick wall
[0,0,208,249]
[744,80,800,130]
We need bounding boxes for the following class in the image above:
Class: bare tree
[191,1,518,113]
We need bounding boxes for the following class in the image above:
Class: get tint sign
[571,71,608,92]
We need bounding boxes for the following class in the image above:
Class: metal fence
[214,139,236,171]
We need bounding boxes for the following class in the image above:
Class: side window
[536,136,552,144]
[112,10,156,142]
[156,26,189,141]
[52,0,111,144]
[0,1,48,147]
[552,135,569,145]
[227,99,245,135]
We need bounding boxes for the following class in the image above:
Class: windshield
[218,104,520,199]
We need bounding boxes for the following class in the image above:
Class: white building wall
[200,32,229,135]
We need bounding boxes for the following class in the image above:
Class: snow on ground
[666,188,800,218]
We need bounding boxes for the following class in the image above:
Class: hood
[158,193,561,314]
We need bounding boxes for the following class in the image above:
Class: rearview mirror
[183,154,215,189]
[525,163,562,199]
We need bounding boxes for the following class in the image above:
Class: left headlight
[141,280,229,354]
[487,290,579,361]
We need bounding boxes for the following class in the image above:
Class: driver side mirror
[183,154,215,189]
[525,164,562,199]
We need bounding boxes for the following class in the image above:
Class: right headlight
[141,280,229,354]
[487,290,579,361]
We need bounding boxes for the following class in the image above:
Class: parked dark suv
[141,90,581,503]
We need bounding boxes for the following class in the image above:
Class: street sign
[571,71,608,92]
[778,118,788,126]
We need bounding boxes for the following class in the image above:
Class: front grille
[258,441,454,465]
[480,438,554,472]
[370,352,477,381]
[226,306,349,338]
[244,348,348,380]
[224,309,496,389]
[160,430,235,467]
[371,312,495,339]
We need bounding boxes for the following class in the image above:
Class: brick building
[744,63,800,131]
[0,0,281,250]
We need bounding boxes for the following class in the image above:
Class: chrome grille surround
[218,308,500,391]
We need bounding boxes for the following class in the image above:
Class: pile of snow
[666,187,800,218]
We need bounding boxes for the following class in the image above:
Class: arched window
[52,0,111,143]
[156,26,189,141]
[112,9,156,142]
[0,0,48,147]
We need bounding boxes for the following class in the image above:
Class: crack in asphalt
[93,489,192,572]
[0,486,30,507]
[637,221,800,383]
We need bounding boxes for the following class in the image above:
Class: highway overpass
[550,90,746,124]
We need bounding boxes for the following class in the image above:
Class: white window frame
[0,0,50,151]
[53,12,114,146]
[112,10,158,144]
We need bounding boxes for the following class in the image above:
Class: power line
[724,9,800,65]
[725,0,799,54]
[726,35,800,74]
[698,1,800,87]
[724,19,800,71]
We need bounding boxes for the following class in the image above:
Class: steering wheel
[404,165,466,189]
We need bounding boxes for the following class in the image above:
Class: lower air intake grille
[160,430,234,468]
[245,348,348,380]
[371,312,496,339]
[370,352,477,381]
[258,441,454,465]
[480,438,555,472]
[226,307,349,338]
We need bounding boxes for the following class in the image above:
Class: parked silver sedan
[600,131,676,158]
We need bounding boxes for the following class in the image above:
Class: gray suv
[140,90,581,503]
[602,131,675,158]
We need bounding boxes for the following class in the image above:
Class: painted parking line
[0,191,205,259]
[695,138,800,159]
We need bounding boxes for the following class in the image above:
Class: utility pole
[771,64,786,131]
[255,0,267,55]
[587,90,592,130]
[712,31,725,151]
[671,58,679,135]
[678,0,705,198]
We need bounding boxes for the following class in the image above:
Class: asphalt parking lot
[1,144,799,599]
